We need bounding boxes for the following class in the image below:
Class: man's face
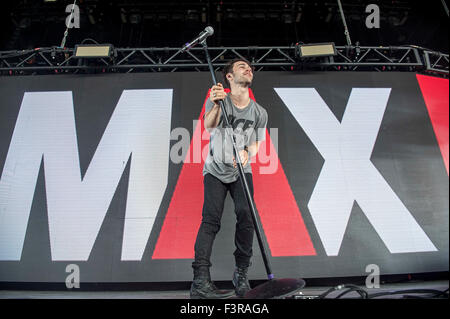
[228,61,253,87]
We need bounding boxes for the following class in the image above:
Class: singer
[190,58,268,299]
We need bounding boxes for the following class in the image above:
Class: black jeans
[193,173,255,270]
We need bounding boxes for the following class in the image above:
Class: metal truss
[423,50,449,75]
[0,45,448,77]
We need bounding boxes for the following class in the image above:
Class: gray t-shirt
[203,95,268,183]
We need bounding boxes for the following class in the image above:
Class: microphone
[181,26,214,52]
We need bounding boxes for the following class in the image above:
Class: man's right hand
[210,83,227,104]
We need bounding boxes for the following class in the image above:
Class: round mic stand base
[244,278,306,299]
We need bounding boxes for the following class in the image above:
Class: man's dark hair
[222,58,254,88]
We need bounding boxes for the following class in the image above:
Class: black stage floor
[0,280,447,299]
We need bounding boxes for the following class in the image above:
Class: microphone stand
[200,39,306,299]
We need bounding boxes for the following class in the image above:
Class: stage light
[268,12,280,19]
[19,17,31,29]
[254,12,265,19]
[282,13,293,24]
[241,12,252,20]
[216,5,222,22]
[130,13,142,24]
[120,8,127,23]
[325,7,333,23]
[296,42,337,58]
[187,10,200,22]
[201,7,207,23]
[74,44,114,58]
[88,8,96,25]
[295,8,302,23]
[225,9,238,20]
[171,13,184,21]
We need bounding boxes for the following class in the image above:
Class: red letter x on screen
[152,89,316,259]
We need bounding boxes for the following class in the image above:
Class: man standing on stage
[190,58,268,299]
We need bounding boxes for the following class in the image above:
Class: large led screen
[0,72,448,282]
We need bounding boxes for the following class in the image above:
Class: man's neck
[229,85,250,108]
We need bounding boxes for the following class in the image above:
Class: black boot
[190,267,235,299]
[232,267,251,297]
